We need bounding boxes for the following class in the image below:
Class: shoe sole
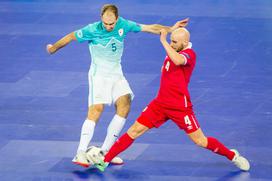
[110,161,124,165]
[72,161,90,168]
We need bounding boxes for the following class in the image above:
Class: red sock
[104,133,134,163]
[206,137,235,160]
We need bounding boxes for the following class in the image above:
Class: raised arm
[160,29,186,65]
[141,18,189,34]
[46,32,77,54]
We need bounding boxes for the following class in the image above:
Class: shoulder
[116,17,128,27]
[115,17,129,31]
[178,48,196,66]
[180,48,196,60]
[117,17,136,26]
[117,17,126,23]
[87,21,102,31]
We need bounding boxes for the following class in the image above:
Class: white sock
[101,114,126,152]
[77,119,96,153]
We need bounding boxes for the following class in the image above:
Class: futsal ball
[86,146,105,164]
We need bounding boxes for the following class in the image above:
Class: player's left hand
[171,18,189,31]
[160,29,168,43]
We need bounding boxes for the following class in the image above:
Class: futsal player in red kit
[94,28,250,172]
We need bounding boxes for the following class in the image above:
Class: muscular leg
[188,128,235,160]
[87,104,104,122]
[77,104,104,152]
[101,94,131,152]
[115,94,131,118]
[187,128,208,148]
[127,121,150,139]
[104,121,150,163]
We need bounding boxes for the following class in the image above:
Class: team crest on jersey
[118,28,124,36]
[77,30,83,38]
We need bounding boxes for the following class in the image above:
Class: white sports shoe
[110,156,124,165]
[102,150,124,165]
[72,151,91,168]
[231,149,250,171]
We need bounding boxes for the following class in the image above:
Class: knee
[115,95,131,115]
[90,104,103,113]
[193,137,208,148]
[116,102,131,118]
[87,105,104,120]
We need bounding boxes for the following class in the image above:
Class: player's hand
[46,44,54,54]
[160,29,168,43]
[171,18,189,31]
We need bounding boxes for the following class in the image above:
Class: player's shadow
[72,167,104,179]
[72,164,148,180]
[215,170,251,181]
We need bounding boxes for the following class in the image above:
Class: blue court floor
[0,0,272,180]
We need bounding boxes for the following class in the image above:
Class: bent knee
[92,105,104,113]
[116,104,131,117]
[87,105,104,121]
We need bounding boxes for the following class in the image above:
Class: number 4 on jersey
[165,61,170,71]
[184,115,192,125]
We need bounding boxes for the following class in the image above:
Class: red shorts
[137,100,200,134]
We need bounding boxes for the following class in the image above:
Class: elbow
[172,60,180,66]
[68,32,76,41]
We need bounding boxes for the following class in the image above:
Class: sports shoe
[102,150,124,165]
[110,156,124,165]
[72,151,91,168]
[94,161,109,172]
[231,149,250,171]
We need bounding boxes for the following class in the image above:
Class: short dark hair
[101,4,119,18]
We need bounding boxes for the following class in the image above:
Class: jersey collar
[184,42,192,49]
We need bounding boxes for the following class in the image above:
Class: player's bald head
[170,28,190,52]
[101,4,118,18]
[172,28,190,42]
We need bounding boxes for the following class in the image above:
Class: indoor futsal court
[0,0,272,180]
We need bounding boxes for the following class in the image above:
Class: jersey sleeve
[123,18,142,33]
[180,50,195,66]
[74,24,95,43]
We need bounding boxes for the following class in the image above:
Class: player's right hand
[160,29,168,43]
[46,44,54,54]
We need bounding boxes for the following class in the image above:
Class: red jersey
[155,47,196,109]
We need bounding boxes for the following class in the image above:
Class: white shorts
[88,74,134,106]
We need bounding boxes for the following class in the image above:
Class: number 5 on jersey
[111,43,117,52]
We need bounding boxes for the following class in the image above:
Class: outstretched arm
[160,29,186,65]
[46,32,77,54]
[141,18,189,34]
